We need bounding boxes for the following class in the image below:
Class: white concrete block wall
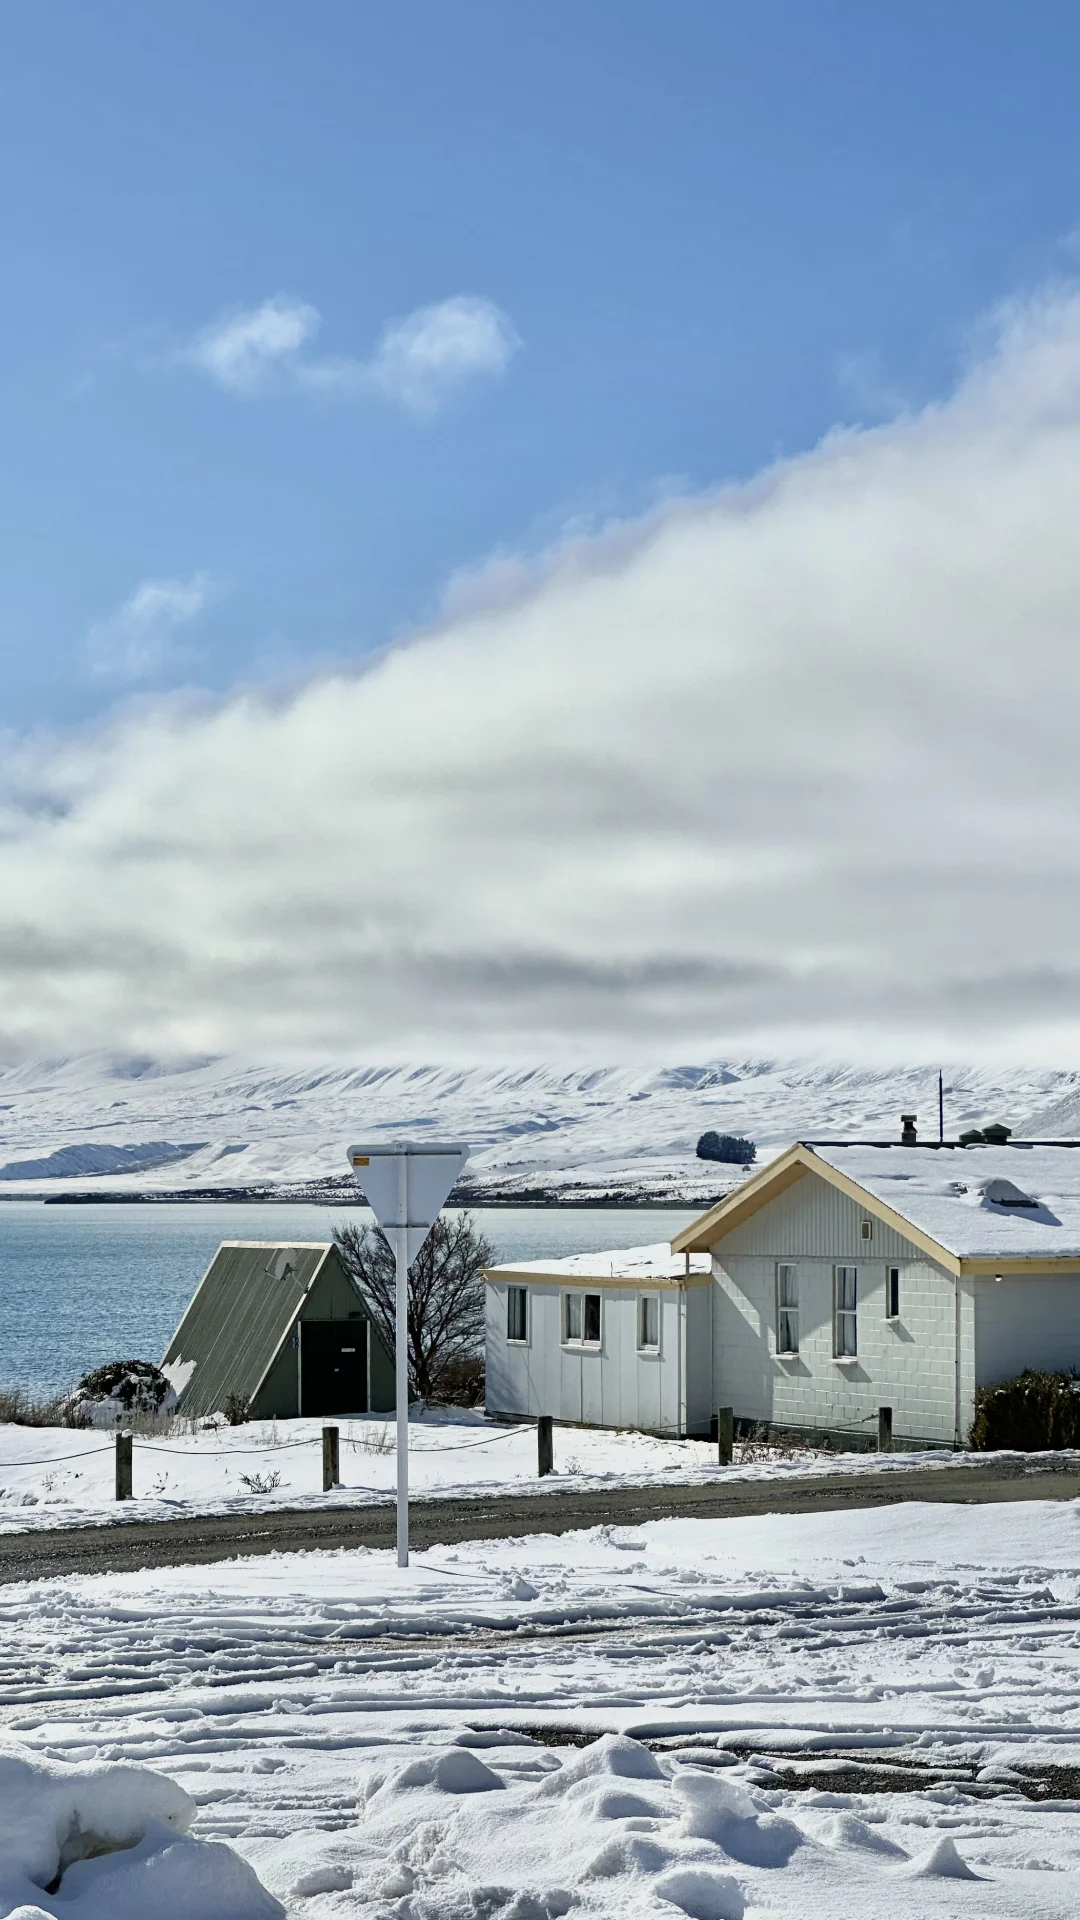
[974,1274,1080,1386]
[711,1172,972,1445]
[485,1280,695,1433]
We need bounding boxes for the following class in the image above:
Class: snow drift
[0,1750,282,1919]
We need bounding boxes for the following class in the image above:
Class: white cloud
[357,296,521,413]
[186,297,320,395]
[184,294,519,412]
[10,286,1080,1060]
[84,575,211,681]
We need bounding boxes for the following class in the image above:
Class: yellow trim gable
[670,1143,963,1276]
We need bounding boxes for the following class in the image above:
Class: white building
[484,1243,713,1436]
[485,1136,1080,1447]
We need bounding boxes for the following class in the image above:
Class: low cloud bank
[6,289,1080,1060]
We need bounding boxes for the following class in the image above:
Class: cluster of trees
[696,1131,756,1165]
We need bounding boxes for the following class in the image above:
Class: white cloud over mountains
[185,293,520,413]
[9,286,1080,1061]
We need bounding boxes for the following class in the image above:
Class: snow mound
[653,1865,746,1920]
[0,1750,283,1919]
[672,1768,804,1867]
[387,1749,505,1795]
[901,1833,982,1879]
[536,1732,664,1795]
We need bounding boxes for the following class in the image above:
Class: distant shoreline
[0,1182,720,1210]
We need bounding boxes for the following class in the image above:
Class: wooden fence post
[115,1430,133,1501]
[537,1415,554,1477]
[717,1406,734,1467]
[878,1406,893,1453]
[322,1425,340,1491]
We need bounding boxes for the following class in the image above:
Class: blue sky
[5,0,1080,729]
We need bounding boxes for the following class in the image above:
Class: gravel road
[1,1456,1078,1582]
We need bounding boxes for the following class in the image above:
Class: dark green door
[300,1321,368,1415]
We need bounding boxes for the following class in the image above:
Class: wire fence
[0,1409,963,1496]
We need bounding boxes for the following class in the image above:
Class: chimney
[900,1114,918,1146]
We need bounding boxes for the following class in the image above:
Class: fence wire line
[21,1424,526,1466]
[0,1442,115,1468]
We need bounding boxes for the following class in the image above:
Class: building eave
[670,1142,963,1276]
[483,1266,713,1291]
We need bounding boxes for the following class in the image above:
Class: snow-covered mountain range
[1,1054,1079,1202]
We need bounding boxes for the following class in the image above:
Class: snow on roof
[814,1142,1080,1258]
[486,1241,711,1281]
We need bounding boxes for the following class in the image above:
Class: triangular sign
[346,1140,469,1262]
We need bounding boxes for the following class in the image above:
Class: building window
[507,1286,528,1343]
[638,1293,660,1351]
[886,1266,900,1320]
[834,1266,858,1356]
[776,1263,799,1354]
[563,1290,602,1347]
[860,1218,873,1242]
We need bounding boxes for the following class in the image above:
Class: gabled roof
[161,1241,361,1416]
[671,1143,1080,1274]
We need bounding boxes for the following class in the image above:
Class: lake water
[0,1202,700,1398]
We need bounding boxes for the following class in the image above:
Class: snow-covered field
[2,1054,1080,1200]
[0,1411,1008,1533]
[4,1500,1080,1916]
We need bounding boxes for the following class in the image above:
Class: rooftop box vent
[980,1176,1037,1209]
[900,1114,917,1146]
[960,1122,1013,1147]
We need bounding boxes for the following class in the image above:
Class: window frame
[833,1264,858,1358]
[506,1284,529,1345]
[885,1265,900,1321]
[775,1262,799,1355]
[562,1289,602,1349]
[637,1292,661,1353]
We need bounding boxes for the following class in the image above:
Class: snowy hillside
[1,1054,1079,1201]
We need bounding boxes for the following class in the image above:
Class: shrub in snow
[0,1748,283,1917]
[969,1367,1080,1451]
[63,1361,176,1430]
[695,1132,756,1165]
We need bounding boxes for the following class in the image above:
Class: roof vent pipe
[900,1114,918,1147]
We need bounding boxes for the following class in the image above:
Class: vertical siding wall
[485,1282,708,1434]
[712,1172,972,1445]
[975,1275,1080,1386]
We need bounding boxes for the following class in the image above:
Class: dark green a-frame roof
[161,1241,391,1419]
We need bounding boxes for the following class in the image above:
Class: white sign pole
[395,1152,409,1568]
[346,1140,469,1570]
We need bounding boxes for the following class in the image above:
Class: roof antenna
[939,1069,944,1146]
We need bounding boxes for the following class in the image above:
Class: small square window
[507,1285,528,1343]
[886,1266,900,1320]
[638,1293,660,1350]
[860,1218,873,1242]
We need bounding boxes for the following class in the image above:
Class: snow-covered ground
[4,1499,1080,1916]
[1,1054,1079,1200]
[0,1411,1013,1532]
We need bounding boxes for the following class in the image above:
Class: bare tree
[333,1211,494,1402]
